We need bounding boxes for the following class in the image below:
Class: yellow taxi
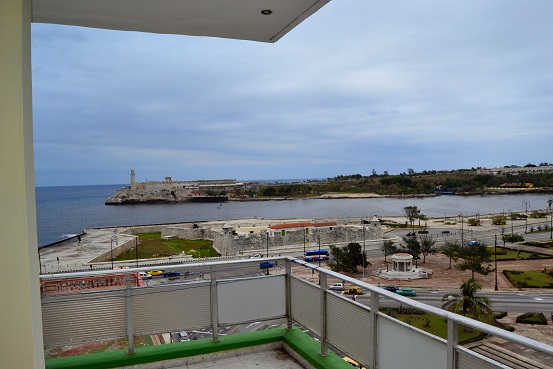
[147,270,163,276]
[343,357,366,369]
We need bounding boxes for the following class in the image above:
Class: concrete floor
[126,346,310,369]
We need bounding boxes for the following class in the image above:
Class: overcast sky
[31,1,553,186]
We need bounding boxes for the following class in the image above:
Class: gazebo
[373,253,432,281]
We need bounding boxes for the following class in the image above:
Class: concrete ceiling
[31,0,331,43]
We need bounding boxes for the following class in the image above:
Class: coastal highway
[352,289,553,314]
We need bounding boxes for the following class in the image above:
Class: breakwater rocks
[105,189,227,205]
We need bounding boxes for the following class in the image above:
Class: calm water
[36,185,553,247]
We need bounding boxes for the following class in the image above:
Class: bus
[304,249,330,261]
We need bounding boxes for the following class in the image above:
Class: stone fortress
[160,216,383,257]
[105,170,248,204]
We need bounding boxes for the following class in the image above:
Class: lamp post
[318,235,321,268]
[459,213,464,247]
[494,234,498,291]
[508,209,513,236]
[302,225,306,255]
[265,231,269,275]
[522,201,530,233]
[362,226,366,279]
[135,236,138,268]
[110,235,118,270]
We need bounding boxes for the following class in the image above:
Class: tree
[400,235,421,267]
[380,239,397,263]
[403,205,420,233]
[328,243,369,274]
[441,279,493,324]
[419,234,437,263]
[441,241,460,269]
[455,242,493,279]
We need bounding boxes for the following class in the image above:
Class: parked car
[343,356,366,369]
[163,270,181,278]
[179,331,191,342]
[328,283,345,291]
[344,286,362,295]
[395,287,416,296]
[139,271,152,279]
[383,285,398,292]
[259,261,275,269]
[147,270,164,276]
[249,253,263,258]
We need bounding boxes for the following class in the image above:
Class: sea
[35,184,553,247]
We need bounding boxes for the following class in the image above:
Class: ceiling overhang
[31,0,332,43]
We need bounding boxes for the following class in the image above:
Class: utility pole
[362,226,366,279]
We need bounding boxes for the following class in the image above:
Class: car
[259,261,275,269]
[163,270,181,278]
[383,285,398,292]
[328,283,345,291]
[344,286,362,295]
[343,356,366,369]
[147,270,163,276]
[179,331,191,342]
[395,287,416,296]
[139,271,152,279]
[249,253,263,258]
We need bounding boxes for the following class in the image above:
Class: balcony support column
[319,272,328,356]
[210,265,219,343]
[0,0,45,367]
[447,319,458,369]
[125,273,135,354]
[285,259,293,330]
[368,291,380,369]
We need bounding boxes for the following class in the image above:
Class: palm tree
[441,279,493,324]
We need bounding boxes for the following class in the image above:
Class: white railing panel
[290,277,321,336]
[218,275,286,325]
[326,292,371,366]
[42,291,126,347]
[456,346,513,369]
[378,313,447,369]
[133,282,211,335]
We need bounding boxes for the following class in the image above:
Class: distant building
[477,165,553,176]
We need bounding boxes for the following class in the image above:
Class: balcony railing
[40,257,553,369]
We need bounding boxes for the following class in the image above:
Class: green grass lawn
[114,233,218,261]
[382,308,488,343]
[504,270,553,288]
[488,247,551,261]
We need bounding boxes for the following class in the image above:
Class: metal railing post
[285,259,293,330]
[369,290,380,369]
[210,265,219,343]
[319,272,328,356]
[447,319,459,369]
[125,272,135,354]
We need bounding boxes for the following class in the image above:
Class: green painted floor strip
[45,328,354,369]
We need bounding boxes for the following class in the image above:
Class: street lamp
[318,235,321,268]
[110,235,118,270]
[362,226,366,279]
[508,209,513,236]
[459,213,464,247]
[494,234,498,291]
[135,236,138,268]
[302,225,306,255]
[522,201,530,233]
[265,231,269,275]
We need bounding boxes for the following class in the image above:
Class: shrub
[516,312,548,325]
[530,211,548,218]
[492,216,507,225]
[503,234,524,243]
[493,311,508,319]
[441,230,450,234]
[467,218,481,226]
